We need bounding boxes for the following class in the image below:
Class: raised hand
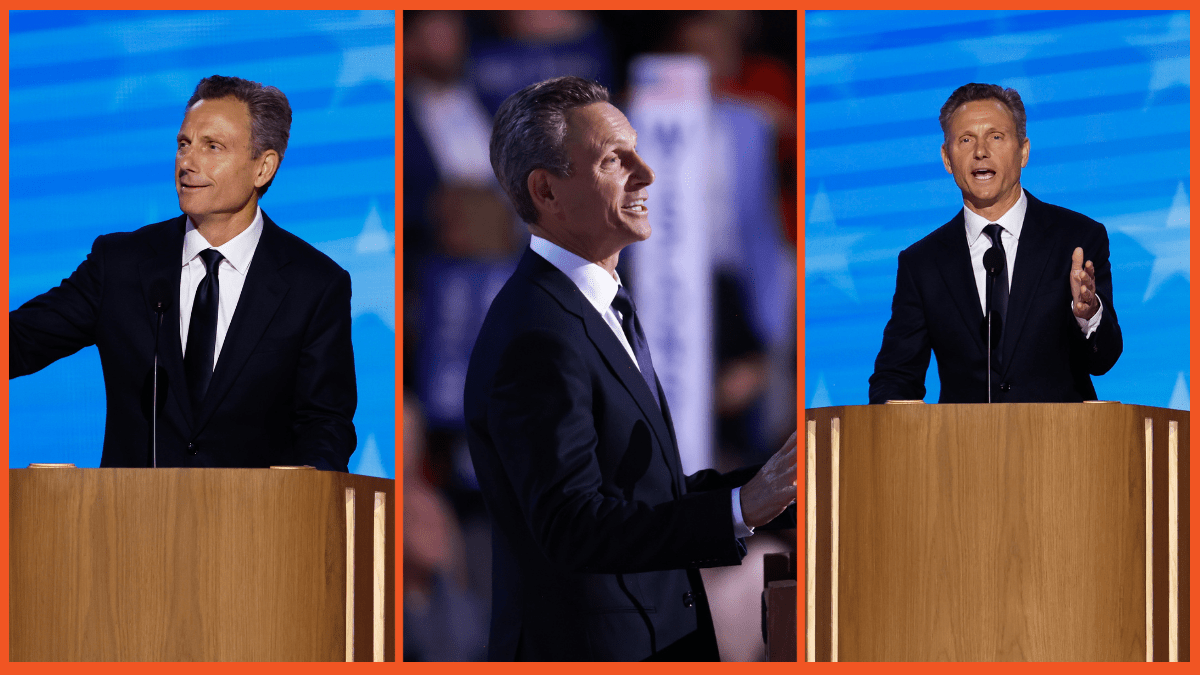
[1070,247,1099,320]
[739,431,797,529]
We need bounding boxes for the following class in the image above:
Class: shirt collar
[182,206,264,275]
[529,234,622,316]
[963,189,1027,245]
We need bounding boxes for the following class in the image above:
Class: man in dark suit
[464,76,797,661]
[10,75,356,471]
[869,83,1122,404]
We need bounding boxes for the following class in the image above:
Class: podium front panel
[10,468,395,662]
[804,403,1189,662]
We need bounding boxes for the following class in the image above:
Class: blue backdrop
[8,10,396,477]
[805,10,1189,409]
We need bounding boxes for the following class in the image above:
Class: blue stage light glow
[805,10,1189,409]
[9,11,396,476]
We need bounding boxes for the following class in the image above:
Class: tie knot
[983,223,1004,246]
[612,285,635,316]
[198,248,224,273]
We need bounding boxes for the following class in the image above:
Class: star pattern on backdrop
[316,200,396,330]
[1109,181,1190,302]
[1124,12,1189,106]
[805,182,869,302]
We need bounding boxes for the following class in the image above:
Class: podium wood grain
[805,403,1189,662]
[10,468,394,662]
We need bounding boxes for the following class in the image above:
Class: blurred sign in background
[8,10,396,478]
[403,10,796,661]
[805,10,1190,410]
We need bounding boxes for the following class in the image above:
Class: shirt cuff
[1073,296,1104,338]
[732,486,754,538]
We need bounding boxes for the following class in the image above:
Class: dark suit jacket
[10,212,357,471]
[869,191,1122,404]
[464,247,759,661]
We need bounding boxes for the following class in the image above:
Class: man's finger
[1071,247,1084,271]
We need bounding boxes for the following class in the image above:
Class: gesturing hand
[739,431,797,529]
[1070,247,1099,320]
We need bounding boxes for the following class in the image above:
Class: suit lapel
[193,214,290,433]
[999,192,1057,374]
[521,249,683,493]
[934,213,986,354]
[656,384,686,496]
[138,216,193,431]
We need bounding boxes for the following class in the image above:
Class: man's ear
[254,149,280,189]
[528,168,557,218]
[940,144,953,175]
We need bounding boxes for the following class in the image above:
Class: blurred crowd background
[403,10,797,661]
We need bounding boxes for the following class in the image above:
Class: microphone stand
[152,301,165,467]
[982,248,1003,404]
[985,282,993,404]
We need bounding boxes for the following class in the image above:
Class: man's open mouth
[971,169,996,180]
[623,198,647,213]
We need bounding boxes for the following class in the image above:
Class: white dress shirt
[179,207,264,368]
[962,191,1102,337]
[529,235,754,537]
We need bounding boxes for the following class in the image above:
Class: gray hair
[939,83,1027,150]
[187,75,292,196]
[489,76,610,224]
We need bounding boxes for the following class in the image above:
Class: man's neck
[191,204,258,247]
[964,184,1023,222]
[529,225,621,279]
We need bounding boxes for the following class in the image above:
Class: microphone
[982,248,1003,403]
[149,280,173,468]
[983,248,1004,277]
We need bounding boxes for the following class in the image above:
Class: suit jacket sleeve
[290,267,357,471]
[486,328,744,575]
[10,235,106,378]
[1083,226,1122,376]
[868,248,932,404]
[686,466,797,531]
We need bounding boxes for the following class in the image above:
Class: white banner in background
[627,56,712,474]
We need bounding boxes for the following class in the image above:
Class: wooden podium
[804,403,1189,662]
[10,468,395,661]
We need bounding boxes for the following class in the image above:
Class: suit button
[999,383,1012,392]
[682,592,695,608]
[187,442,198,455]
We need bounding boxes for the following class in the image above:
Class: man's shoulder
[80,216,186,260]
[1026,193,1107,233]
[259,213,349,281]
[483,254,578,332]
[899,210,964,261]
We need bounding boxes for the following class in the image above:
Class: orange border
[3,5,1195,671]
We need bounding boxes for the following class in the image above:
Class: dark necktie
[611,285,660,409]
[982,223,1009,356]
[184,248,224,408]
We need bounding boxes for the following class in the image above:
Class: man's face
[940,98,1030,217]
[175,96,266,223]
[544,102,655,258]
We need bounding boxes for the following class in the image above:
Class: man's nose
[973,139,989,158]
[629,153,654,188]
[177,147,195,171]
